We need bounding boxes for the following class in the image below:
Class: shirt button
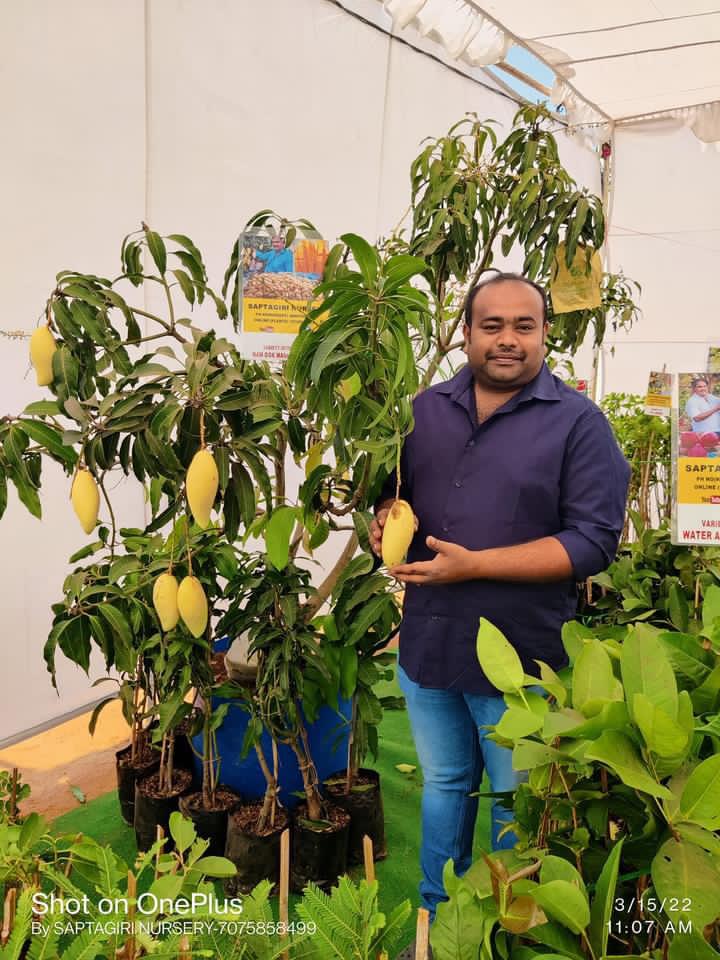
[442,525,449,532]
[455,480,462,487]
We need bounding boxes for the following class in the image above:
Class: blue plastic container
[192,640,351,809]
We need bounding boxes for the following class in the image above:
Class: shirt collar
[435,362,560,404]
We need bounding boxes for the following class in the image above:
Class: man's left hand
[390,536,477,585]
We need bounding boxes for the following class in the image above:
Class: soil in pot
[224,802,290,896]
[178,786,243,856]
[323,768,387,865]
[134,768,193,852]
[290,802,350,893]
[116,743,161,826]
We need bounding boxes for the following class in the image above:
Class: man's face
[695,380,709,396]
[463,280,548,391]
[271,236,284,251]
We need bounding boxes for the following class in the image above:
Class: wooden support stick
[279,828,290,960]
[415,908,430,960]
[178,935,191,959]
[363,835,375,883]
[155,825,165,879]
[9,769,18,822]
[1,888,17,947]
[126,871,137,960]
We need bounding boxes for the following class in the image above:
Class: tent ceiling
[380,1,720,139]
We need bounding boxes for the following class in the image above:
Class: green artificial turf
[53,659,492,947]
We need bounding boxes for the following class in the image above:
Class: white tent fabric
[378,1,720,142]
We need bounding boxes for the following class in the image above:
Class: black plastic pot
[224,802,290,895]
[323,768,386,865]
[290,802,350,893]
[178,787,243,856]
[133,769,193,852]
[115,744,161,826]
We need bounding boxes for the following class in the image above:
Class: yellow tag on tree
[550,243,602,314]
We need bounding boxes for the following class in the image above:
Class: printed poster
[707,344,720,373]
[644,371,672,417]
[549,243,602,314]
[672,372,720,544]
[237,228,328,366]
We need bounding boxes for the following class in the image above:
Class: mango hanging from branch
[71,469,100,534]
[382,499,417,568]
[186,449,219,528]
[153,572,180,632]
[29,326,57,386]
[177,575,208,638]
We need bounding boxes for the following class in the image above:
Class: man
[253,234,294,273]
[685,376,720,435]
[370,273,630,959]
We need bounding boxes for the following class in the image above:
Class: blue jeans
[397,664,524,919]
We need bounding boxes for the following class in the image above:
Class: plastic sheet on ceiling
[378,1,720,141]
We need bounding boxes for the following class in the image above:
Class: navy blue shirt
[375,362,630,694]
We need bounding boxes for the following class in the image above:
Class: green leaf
[633,693,689,758]
[88,696,116,736]
[263,505,297,571]
[561,621,594,663]
[169,811,196,853]
[18,419,77,467]
[309,326,357,384]
[495,707,543,740]
[668,582,690,632]
[679,754,720,829]
[530,880,590,934]
[172,268,195,304]
[146,229,167,274]
[669,931,720,960]
[339,647,358,700]
[476,617,524,694]
[0,470,6,521]
[588,837,623,959]
[701,583,720,634]
[191,855,237,878]
[340,233,378,286]
[96,604,134,650]
[571,640,619,717]
[621,623,678,721]
[540,856,585,893]
[651,838,720,927]
[584,731,672,799]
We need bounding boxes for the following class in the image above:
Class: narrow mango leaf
[340,233,378,286]
[263,505,297,571]
[146,230,167,275]
[534,659,567,706]
[476,618,524,694]
[588,837,624,959]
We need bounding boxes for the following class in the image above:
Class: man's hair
[691,377,709,390]
[464,271,548,327]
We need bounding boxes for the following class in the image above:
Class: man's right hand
[370,508,390,559]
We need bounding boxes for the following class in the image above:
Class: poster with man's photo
[673,372,720,544]
[237,228,328,366]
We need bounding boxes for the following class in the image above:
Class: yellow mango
[29,326,57,386]
[186,448,218,528]
[177,575,208,638]
[381,499,416,567]
[71,469,100,534]
[153,572,180,632]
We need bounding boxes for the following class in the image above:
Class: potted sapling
[220,554,350,892]
[321,564,401,864]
